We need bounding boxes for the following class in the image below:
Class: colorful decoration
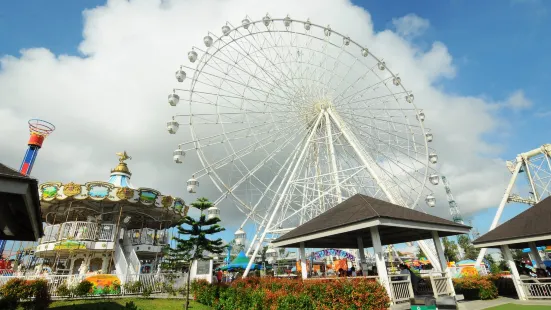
[116,187,134,200]
[161,196,174,208]
[87,182,112,199]
[53,240,86,250]
[460,266,479,277]
[138,189,159,204]
[41,184,60,199]
[85,274,121,294]
[63,182,82,197]
[312,248,355,261]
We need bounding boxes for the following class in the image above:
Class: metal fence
[0,272,188,299]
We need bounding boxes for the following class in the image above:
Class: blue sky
[1,0,550,247]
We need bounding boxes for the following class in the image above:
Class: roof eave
[473,233,551,249]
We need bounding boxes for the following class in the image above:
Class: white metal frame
[167,15,445,277]
[476,144,551,266]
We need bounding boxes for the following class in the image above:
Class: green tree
[511,249,526,261]
[442,237,460,262]
[172,197,226,310]
[457,234,478,260]
[161,244,191,272]
[416,246,426,259]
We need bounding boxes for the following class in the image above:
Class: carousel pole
[108,205,124,274]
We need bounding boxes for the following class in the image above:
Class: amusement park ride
[1,149,189,279]
[166,14,446,276]
[476,144,551,266]
[0,119,55,257]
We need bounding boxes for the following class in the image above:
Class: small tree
[172,197,226,310]
[457,234,479,260]
[442,237,460,262]
[416,246,426,259]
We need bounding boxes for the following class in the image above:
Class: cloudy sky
[1,0,550,245]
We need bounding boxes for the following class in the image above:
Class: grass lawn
[49,298,212,310]
[486,304,551,310]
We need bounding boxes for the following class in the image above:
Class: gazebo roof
[473,195,551,249]
[272,194,471,248]
[0,163,43,241]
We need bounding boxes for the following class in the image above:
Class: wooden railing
[389,274,414,303]
[521,278,551,299]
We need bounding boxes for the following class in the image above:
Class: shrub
[453,276,498,300]
[123,281,143,294]
[56,283,71,297]
[192,277,390,310]
[0,278,52,310]
[73,280,94,297]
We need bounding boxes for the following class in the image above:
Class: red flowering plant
[453,275,498,300]
[192,277,390,310]
[0,278,51,310]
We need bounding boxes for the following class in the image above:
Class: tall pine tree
[172,197,226,260]
[171,197,226,310]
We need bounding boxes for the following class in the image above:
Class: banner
[312,248,355,261]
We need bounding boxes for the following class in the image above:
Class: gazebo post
[370,226,391,296]
[501,244,527,300]
[299,242,308,280]
[431,231,455,296]
[529,242,544,268]
[357,236,366,269]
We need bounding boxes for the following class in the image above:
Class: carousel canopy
[38,152,188,229]
[0,163,43,240]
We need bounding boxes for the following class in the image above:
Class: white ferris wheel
[165,14,443,272]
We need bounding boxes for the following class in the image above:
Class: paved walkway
[392,297,551,310]
[457,297,551,309]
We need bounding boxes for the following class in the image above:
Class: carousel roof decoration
[38,152,189,225]
[108,151,134,188]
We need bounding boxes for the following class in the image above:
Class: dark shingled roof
[0,163,29,180]
[273,194,470,248]
[473,195,551,249]
[0,162,43,240]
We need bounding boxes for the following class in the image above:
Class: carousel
[31,151,188,278]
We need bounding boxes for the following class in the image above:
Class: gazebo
[272,194,471,303]
[473,195,551,300]
[0,163,43,241]
[221,250,261,271]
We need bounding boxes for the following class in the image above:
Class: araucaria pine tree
[172,197,226,310]
[172,197,226,260]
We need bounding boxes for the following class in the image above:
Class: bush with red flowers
[453,276,498,300]
[191,277,390,310]
[0,278,51,310]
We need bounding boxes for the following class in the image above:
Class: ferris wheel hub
[314,101,331,111]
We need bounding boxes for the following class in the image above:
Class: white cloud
[0,0,513,231]
[503,90,533,110]
[392,13,430,38]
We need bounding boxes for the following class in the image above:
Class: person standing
[216,269,223,284]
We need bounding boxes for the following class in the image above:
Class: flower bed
[453,276,498,300]
[191,277,390,310]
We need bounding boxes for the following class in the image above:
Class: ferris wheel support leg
[476,159,523,266]
[327,109,442,270]
[242,113,324,278]
[324,112,343,204]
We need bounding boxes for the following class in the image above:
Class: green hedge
[191,277,390,310]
